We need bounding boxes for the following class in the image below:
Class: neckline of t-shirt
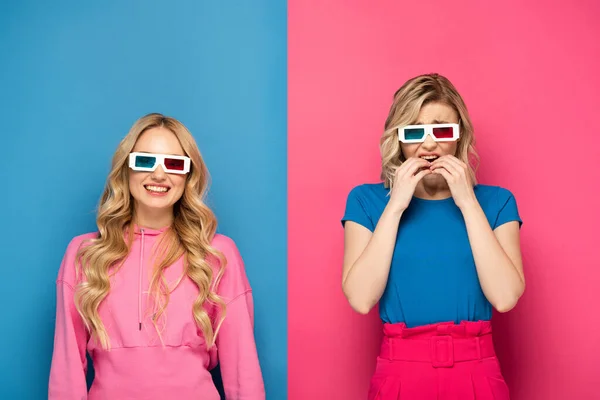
[410,184,482,203]
[411,195,454,203]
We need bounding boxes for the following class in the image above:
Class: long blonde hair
[74,113,226,349]
[380,73,479,188]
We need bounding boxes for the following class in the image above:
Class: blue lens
[404,128,425,140]
[135,155,156,168]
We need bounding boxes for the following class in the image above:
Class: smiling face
[400,101,460,185]
[128,127,188,226]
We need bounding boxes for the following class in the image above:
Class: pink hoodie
[49,226,265,400]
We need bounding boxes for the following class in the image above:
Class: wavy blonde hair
[74,113,226,350]
[380,73,479,188]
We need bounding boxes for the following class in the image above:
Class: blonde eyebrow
[413,120,451,125]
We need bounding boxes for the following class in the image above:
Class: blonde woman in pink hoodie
[49,113,265,400]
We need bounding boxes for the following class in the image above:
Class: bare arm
[462,204,525,311]
[431,156,525,312]
[342,157,431,314]
[342,206,403,314]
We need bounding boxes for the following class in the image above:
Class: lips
[144,184,170,193]
[420,154,439,162]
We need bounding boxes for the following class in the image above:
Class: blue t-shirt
[342,183,522,327]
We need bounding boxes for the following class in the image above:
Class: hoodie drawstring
[139,229,145,331]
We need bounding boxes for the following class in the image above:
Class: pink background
[288,1,600,399]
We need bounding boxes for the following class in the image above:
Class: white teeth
[145,185,168,193]
[421,155,438,160]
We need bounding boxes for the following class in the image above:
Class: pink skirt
[368,321,510,400]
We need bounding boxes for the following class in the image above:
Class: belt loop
[476,336,482,360]
[464,321,479,336]
[388,337,394,361]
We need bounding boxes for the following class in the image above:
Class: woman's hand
[430,155,477,209]
[388,157,432,213]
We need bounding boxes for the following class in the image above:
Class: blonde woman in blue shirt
[342,73,524,400]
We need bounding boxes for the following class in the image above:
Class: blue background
[0,1,287,398]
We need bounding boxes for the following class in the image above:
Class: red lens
[432,127,454,139]
[164,158,185,171]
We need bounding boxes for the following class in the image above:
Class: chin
[136,197,174,211]
[423,174,444,183]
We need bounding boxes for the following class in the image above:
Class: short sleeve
[341,185,374,232]
[494,188,522,229]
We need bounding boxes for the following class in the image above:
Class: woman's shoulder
[474,184,516,198]
[347,182,388,199]
[474,184,519,213]
[57,232,98,285]
[210,233,245,269]
[210,234,251,297]
[350,181,386,192]
[63,232,98,257]
[210,233,239,255]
